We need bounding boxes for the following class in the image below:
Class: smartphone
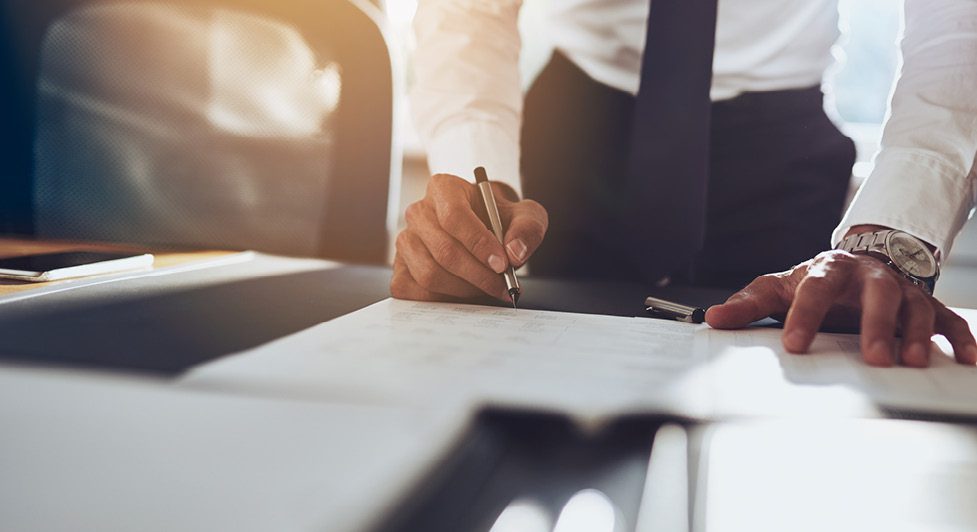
[0,251,155,282]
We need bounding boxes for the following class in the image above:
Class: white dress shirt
[411,0,977,255]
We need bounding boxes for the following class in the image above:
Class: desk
[0,250,391,373]
[0,240,689,531]
[0,239,727,531]
[3,239,977,532]
[0,240,731,375]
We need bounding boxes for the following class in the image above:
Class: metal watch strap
[836,229,935,295]
[836,229,894,255]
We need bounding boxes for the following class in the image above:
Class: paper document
[183,299,714,423]
[183,299,977,424]
[703,322,977,418]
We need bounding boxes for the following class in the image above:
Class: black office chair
[0,0,400,263]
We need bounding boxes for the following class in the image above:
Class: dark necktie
[623,0,719,283]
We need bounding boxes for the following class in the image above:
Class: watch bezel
[882,230,939,281]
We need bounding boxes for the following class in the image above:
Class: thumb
[501,199,548,268]
[705,275,791,329]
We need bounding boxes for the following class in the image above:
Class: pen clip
[646,307,698,323]
[644,296,706,324]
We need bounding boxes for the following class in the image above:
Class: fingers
[897,286,936,368]
[709,248,976,369]
[705,273,793,329]
[404,203,508,299]
[427,174,508,273]
[781,258,853,353]
[392,173,533,303]
[389,256,456,302]
[933,302,977,365]
[500,199,548,268]
[398,230,497,298]
[856,272,903,367]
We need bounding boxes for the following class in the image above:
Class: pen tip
[509,289,519,309]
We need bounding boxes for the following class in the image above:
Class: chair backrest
[0,0,400,263]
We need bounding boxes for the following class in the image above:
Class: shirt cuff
[424,121,522,197]
[833,149,976,256]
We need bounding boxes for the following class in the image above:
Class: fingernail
[784,331,807,352]
[965,345,977,365]
[487,254,505,274]
[903,343,928,367]
[506,239,528,262]
[869,340,894,367]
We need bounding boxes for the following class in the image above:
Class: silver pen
[645,296,705,323]
[474,167,521,308]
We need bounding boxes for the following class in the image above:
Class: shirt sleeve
[833,0,977,256]
[411,0,524,195]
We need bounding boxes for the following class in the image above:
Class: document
[702,322,977,418]
[182,299,715,425]
[182,299,977,425]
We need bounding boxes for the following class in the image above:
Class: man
[392,0,977,367]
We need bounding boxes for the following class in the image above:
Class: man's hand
[391,173,548,303]
[706,249,977,368]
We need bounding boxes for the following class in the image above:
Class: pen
[474,166,521,308]
[645,296,705,324]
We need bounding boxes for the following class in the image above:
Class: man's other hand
[706,250,977,368]
[391,173,548,303]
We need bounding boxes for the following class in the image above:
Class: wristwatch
[836,229,939,294]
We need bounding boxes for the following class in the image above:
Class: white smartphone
[0,251,155,282]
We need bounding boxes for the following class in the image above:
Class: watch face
[886,232,937,278]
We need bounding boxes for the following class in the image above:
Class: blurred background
[3,0,399,265]
[3,0,974,304]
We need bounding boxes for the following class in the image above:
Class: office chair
[0,0,401,263]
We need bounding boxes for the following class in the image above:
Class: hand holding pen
[390,169,549,305]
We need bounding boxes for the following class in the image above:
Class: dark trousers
[521,52,856,289]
